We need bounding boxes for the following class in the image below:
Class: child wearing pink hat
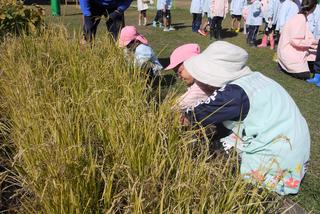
[119,26,163,76]
[165,44,211,111]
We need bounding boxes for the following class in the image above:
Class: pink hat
[119,26,148,48]
[165,44,201,70]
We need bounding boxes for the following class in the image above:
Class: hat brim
[119,40,131,48]
[164,62,180,71]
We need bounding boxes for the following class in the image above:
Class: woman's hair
[299,0,317,16]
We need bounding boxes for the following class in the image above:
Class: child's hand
[180,115,190,126]
[309,40,318,50]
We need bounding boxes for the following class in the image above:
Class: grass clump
[0,0,44,39]
[0,25,280,213]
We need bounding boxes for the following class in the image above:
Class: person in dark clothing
[306,39,320,87]
[79,0,132,42]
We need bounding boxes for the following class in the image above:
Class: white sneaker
[152,21,157,27]
[163,27,170,32]
[168,26,175,31]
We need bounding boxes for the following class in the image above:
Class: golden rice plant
[0,24,281,213]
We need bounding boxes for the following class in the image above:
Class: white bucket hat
[183,41,252,87]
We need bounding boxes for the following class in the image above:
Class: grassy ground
[27,2,320,213]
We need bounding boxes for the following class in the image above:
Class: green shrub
[0,25,282,213]
[0,1,44,38]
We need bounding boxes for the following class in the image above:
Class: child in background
[198,0,211,36]
[276,0,299,33]
[190,0,204,33]
[119,26,163,77]
[165,44,209,111]
[307,38,320,86]
[209,0,229,39]
[153,0,163,27]
[242,4,250,34]
[230,0,247,32]
[258,0,283,49]
[307,4,320,37]
[246,0,263,46]
[137,0,152,26]
[162,0,176,31]
[277,0,318,80]
[306,4,320,85]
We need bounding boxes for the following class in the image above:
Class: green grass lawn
[43,4,320,212]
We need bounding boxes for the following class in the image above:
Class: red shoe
[198,29,208,36]
[257,35,268,48]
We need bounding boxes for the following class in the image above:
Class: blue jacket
[80,0,133,16]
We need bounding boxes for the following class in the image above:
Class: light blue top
[221,72,310,195]
[190,0,204,14]
[308,4,320,39]
[202,0,210,14]
[156,0,162,10]
[276,0,299,32]
[246,0,263,26]
[230,0,247,16]
[157,0,173,10]
[134,44,163,76]
[268,0,285,25]
[308,11,315,35]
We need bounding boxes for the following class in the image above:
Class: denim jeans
[192,13,202,32]
[313,39,320,74]
[247,25,259,45]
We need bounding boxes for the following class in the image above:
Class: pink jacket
[210,0,229,17]
[178,83,208,110]
[277,14,317,73]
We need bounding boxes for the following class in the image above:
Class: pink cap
[165,44,201,70]
[119,26,148,48]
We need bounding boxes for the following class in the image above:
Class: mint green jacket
[221,72,310,195]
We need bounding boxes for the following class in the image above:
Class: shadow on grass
[24,0,80,5]
[221,29,238,39]
[63,12,83,17]
[172,23,192,30]
[24,0,50,5]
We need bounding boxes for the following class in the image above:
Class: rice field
[0,1,319,213]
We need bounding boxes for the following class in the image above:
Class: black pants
[210,16,223,39]
[83,4,124,41]
[278,63,311,80]
[262,22,276,36]
[247,25,259,45]
[313,39,320,74]
[153,10,163,23]
[192,13,202,32]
